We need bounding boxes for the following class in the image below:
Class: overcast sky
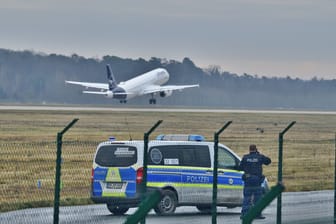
[0,0,335,80]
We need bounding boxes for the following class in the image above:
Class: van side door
[217,147,244,205]
[147,145,212,204]
[179,145,212,204]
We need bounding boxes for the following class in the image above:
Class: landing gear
[149,93,156,104]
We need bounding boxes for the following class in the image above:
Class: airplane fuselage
[119,68,169,100]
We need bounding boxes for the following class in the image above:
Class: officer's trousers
[241,185,263,216]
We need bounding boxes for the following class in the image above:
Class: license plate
[106,182,123,189]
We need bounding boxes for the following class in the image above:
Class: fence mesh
[0,111,335,223]
[0,141,97,223]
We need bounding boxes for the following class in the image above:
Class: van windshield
[95,145,137,167]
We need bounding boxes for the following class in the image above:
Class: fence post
[242,183,285,224]
[212,121,233,224]
[124,190,163,224]
[53,118,79,224]
[140,120,163,224]
[276,121,295,224]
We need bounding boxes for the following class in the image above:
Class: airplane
[65,64,199,104]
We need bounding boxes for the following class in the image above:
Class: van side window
[149,145,211,167]
[218,147,238,169]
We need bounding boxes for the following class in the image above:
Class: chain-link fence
[0,141,96,216]
[221,119,335,223]
[279,134,334,224]
[0,114,335,223]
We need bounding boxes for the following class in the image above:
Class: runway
[0,190,333,224]
[1,105,336,114]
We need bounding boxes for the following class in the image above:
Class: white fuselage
[119,68,169,100]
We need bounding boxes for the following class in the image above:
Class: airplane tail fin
[106,64,117,90]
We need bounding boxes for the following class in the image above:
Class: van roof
[96,140,241,160]
[98,139,218,147]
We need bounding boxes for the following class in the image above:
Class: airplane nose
[158,70,169,80]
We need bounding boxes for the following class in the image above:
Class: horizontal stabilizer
[83,91,108,95]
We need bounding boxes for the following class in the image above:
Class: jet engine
[159,90,173,97]
[105,91,114,98]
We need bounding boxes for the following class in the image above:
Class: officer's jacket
[238,151,271,178]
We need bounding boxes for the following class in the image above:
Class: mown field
[0,108,335,212]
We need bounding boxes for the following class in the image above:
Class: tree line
[0,48,335,109]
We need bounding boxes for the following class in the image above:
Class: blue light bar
[156,134,165,140]
[156,134,205,141]
[188,134,205,142]
[109,136,116,141]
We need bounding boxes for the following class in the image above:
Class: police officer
[239,144,271,219]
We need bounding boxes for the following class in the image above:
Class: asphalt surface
[1,105,336,114]
[0,191,334,224]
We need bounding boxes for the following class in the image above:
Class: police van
[91,134,266,215]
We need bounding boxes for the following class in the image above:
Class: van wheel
[196,205,212,213]
[154,189,177,215]
[107,204,129,215]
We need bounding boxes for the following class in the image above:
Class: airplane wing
[142,84,199,95]
[65,81,109,90]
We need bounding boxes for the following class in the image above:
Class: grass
[0,108,335,212]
